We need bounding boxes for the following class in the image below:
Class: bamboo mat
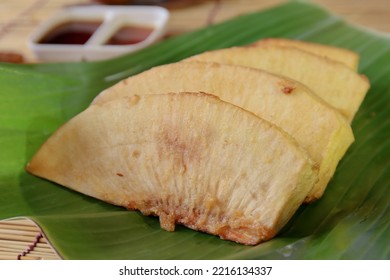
[0,219,60,260]
[0,0,389,260]
[0,0,389,62]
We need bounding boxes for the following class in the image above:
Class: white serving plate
[29,5,169,62]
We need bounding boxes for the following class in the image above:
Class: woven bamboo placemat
[0,0,389,62]
[0,0,389,260]
[0,219,60,260]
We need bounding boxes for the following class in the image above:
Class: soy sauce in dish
[39,21,101,45]
[105,25,154,45]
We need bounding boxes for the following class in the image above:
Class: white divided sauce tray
[29,6,169,62]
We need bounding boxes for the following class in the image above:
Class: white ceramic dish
[29,6,169,62]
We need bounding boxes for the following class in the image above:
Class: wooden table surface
[0,0,389,260]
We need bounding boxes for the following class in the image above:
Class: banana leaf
[0,1,389,259]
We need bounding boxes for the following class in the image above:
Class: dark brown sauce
[105,25,154,45]
[39,21,102,45]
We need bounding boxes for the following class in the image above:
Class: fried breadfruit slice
[185,45,370,122]
[251,38,359,70]
[93,61,354,202]
[26,92,318,245]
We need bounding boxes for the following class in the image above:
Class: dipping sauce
[106,25,154,45]
[39,21,101,45]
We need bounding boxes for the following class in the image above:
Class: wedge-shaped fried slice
[93,61,354,202]
[26,93,318,245]
[251,38,359,70]
[185,45,370,122]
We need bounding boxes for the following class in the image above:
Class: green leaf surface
[0,1,389,259]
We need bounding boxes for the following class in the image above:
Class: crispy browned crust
[126,199,276,245]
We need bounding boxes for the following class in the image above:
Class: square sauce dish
[28,5,169,62]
